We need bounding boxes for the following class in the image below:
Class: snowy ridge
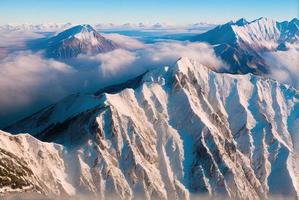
[194,17,299,50]
[230,17,299,50]
[3,57,299,199]
[232,17,281,50]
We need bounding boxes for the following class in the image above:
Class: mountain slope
[0,130,75,195]
[192,17,299,74]
[46,24,118,59]
[3,57,299,199]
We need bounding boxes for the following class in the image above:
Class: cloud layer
[0,30,43,47]
[1,31,298,128]
[0,33,224,127]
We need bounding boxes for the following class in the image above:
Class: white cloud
[140,42,224,71]
[0,30,43,47]
[263,48,299,89]
[76,40,225,81]
[0,52,78,126]
[78,49,137,76]
[102,34,224,71]
[103,34,145,49]
[0,52,74,105]
[97,49,137,76]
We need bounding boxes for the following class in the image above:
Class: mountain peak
[46,24,118,58]
[235,18,248,26]
[290,18,299,25]
[57,24,96,39]
[74,24,95,33]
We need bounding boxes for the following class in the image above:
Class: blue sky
[0,0,298,25]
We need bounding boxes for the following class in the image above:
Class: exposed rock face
[3,57,299,199]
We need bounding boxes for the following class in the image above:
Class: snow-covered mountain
[192,17,299,74]
[4,57,299,199]
[45,24,119,59]
[193,17,299,50]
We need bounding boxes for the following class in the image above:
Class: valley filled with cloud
[0,27,298,128]
[0,31,225,127]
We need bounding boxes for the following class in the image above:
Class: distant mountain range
[0,23,73,32]
[192,17,299,74]
[0,22,217,32]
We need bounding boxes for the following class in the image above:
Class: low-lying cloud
[0,33,224,128]
[0,30,43,47]
[0,52,77,127]
[139,42,224,70]
[3,32,298,128]
[263,48,299,89]
[103,33,146,49]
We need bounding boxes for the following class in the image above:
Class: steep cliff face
[3,57,299,199]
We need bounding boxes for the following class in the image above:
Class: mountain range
[0,22,216,33]
[1,17,299,200]
[0,23,73,32]
[4,57,299,199]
